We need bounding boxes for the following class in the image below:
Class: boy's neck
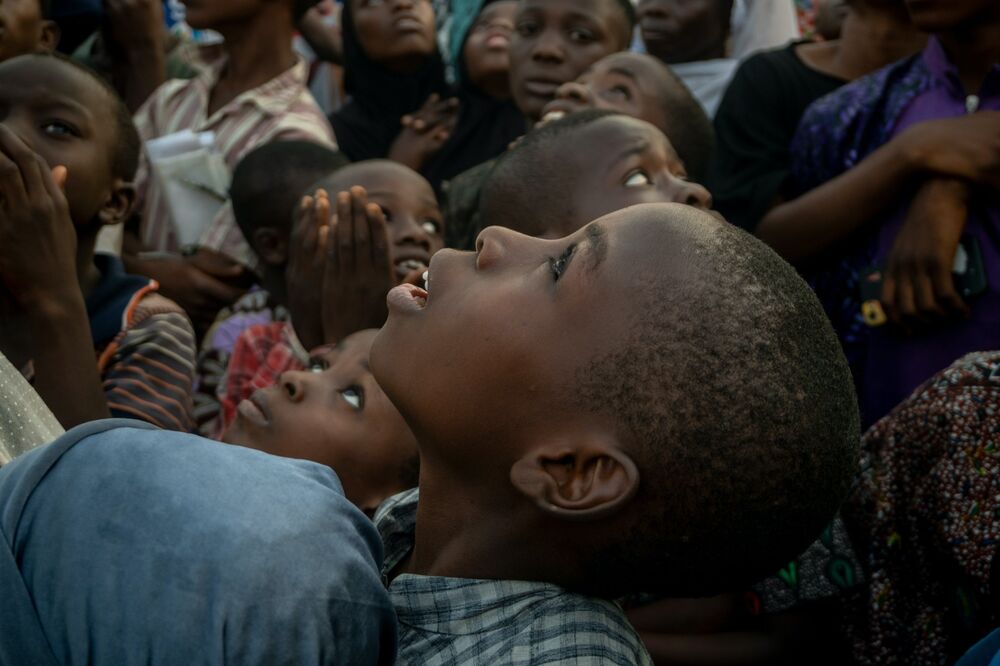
[208,12,299,117]
[76,233,103,298]
[401,464,581,586]
[825,7,924,81]
[938,18,1000,96]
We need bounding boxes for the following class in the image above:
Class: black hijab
[330,0,450,162]
[420,0,526,192]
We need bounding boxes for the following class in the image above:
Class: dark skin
[0,0,59,62]
[371,206,718,586]
[794,0,925,83]
[103,0,167,112]
[0,55,136,427]
[637,0,728,64]
[541,52,677,131]
[123,0,307,329]
[508,0,631,122]
[352,0,437,75]
[757,0,1000,325]
[223,329,419,516]
[465,0,519,99]
[285,161,443,350]
[389,1,519,170]
[528,116,712,239]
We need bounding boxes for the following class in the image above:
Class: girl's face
[352,0,437,73]
[463,1,518,97]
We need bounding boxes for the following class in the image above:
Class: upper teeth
[542,110,566,124]
[398,259,427,271]
[422,270,429,291]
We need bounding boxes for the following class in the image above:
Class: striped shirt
[376,489,653,665]
[89,255,198,432]
[133,57,336,266]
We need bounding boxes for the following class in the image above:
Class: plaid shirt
[375,489,653,665]
[216,321,308,435]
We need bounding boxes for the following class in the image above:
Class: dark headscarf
[330,0,450,161]
[421,0,526,192]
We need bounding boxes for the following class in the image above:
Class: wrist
[893,128,928,175]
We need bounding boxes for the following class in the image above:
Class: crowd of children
[0,0,997,664]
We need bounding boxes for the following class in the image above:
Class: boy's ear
[509,434,639,522]
[252,228,289,267]
[97,179,136,227]
[38,21,60,52]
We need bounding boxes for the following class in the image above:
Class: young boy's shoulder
[89,255,197,432]
[375,489,653,666]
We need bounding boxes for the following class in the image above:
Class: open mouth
[387,282,429,313]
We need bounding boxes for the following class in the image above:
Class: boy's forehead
[519,0,618,21]
[0,56,106,109]
[570,116,668,162]
[329,163,436,202]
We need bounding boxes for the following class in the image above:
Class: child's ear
[252,228,289,267]
[97,179,136,227]
[509,435,639,522]
[39,20,61,52]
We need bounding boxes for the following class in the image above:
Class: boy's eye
[516,20,539,37]
[41,121,77,138]
[421,219,441,235]
[549,243,576,282]
[340,387,364,411]
[603,85,631,101]
[624,170,652,188]
[568,27,595,43]
[308,357,329,373]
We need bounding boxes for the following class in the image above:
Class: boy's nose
[531,30,565,63]
[673,180,713,210]
[279,372,308,403]
[392,0,417,10]
[554,81,592,106]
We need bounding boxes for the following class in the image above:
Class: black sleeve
[705,51,799,232]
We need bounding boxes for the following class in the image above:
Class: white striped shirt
[133,57,335,266]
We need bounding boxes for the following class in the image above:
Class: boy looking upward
[0,203,858,663]
[373,204,859,661]
[539,52,715,182]
[0,54,196,430]
[481,110,712,239]
[124,0,335,331]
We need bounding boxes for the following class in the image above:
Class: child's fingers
[314,192,331,262]
[366,202,391,271]
[51,166,68,190]
[350,186,370,267]
[0,126,35,207]
[294,195,316,252]
[334,190,352,273]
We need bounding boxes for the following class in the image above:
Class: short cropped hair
[479,109,627,236]
[46,53,140,180]
[574,207,859,598]
[231,141,349,246]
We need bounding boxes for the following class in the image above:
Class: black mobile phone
[860,235,988,327]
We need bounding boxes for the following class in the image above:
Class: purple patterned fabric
[790,38,1000,427]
